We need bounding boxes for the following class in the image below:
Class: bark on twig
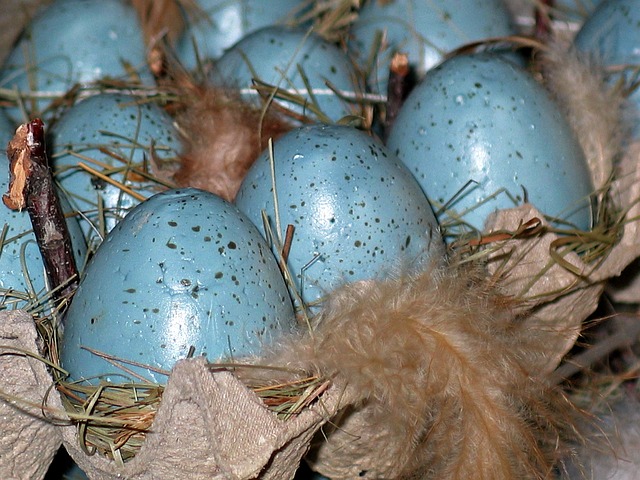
[534,0,554,41]
[3,119,79,306]
[383,52,411,142]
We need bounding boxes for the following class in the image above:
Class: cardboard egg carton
[0,310,351,479]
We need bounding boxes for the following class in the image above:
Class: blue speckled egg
[0,0,152,123]
[387,53,594,232]
[235,124,444,308]
[349,0,515,93]
[574,0,640,136]
[0,122,87,308]
[61,188,296,384]
[212,26,362,123]
[50,93,182,243]
[178,0,309,70]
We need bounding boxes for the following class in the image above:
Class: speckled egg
[178,0,309,70]
[386,53,594,232]
[349,0,516,93]
[50,93,182,243]
[574,0,640,136]
[0,121,87,308]
[235,124,444,308]
[211,26,362,123]
[61,188,296,384]
[0,0,152,123]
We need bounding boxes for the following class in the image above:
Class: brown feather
[130,0,185,45]
[537,41,629,190]
[252,262,581,479]
[172,84,292,201]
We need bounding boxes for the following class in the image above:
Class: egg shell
[0,125,88,308]
[211,26,361,123]
[386,53,594,232]
[0,0,152,123]
[0,112,14,146]
[61,188,296,384]
[235,124,444,308]
[50,93,182,242]
[349,0,515,92]
[178,0,309,69]
[574,0,640,136]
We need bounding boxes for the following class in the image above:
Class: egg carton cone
[606,144,640,302]
[469,140,640,370]
[474,52,640,352]
[62,359,344,480]
[0,310,62,480]
[0,309,348,480]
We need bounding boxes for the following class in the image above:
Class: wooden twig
[383,52,411,142]
[3,119,79,306]
[534,0,554,41]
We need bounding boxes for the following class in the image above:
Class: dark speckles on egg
[60,188,296,384]
[211,26,360,123]
[387,53,594,231]
[49,93,182,240]
[235,124,444,308]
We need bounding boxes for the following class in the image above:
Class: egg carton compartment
[0,310,347,480]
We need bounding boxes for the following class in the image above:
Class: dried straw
[54,357,328,463]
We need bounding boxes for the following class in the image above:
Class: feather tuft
[130,0,186,45]
[255,262,580,479]
[165,71,293,201]
[537,41,630,190]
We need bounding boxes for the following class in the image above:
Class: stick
[383,52,411,142]
[534,0,554,41]
[3,119,79,306]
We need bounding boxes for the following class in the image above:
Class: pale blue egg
[574,0,640,136]
[349,0,516,93]
[49,93,182,243]
[0,0,152,123]
[235,124,444,309]
[0,113,14,146]
[61,188,296,384]
[178,0,309,70]
[387,53,594,233]
[0,119,87,308]
[212,26,362,123]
